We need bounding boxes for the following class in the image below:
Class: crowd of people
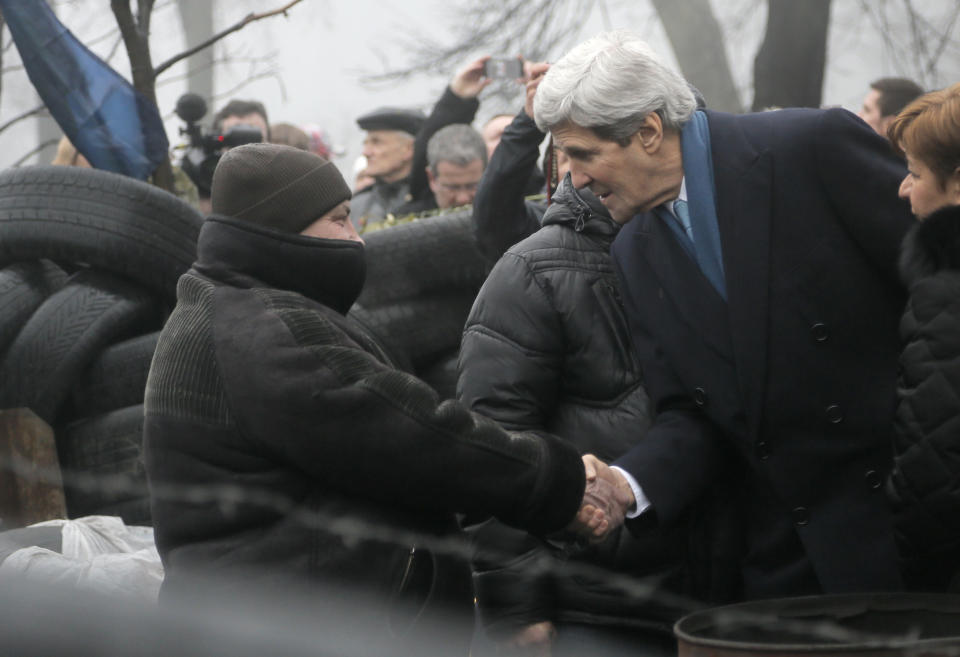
[124,29,960,656]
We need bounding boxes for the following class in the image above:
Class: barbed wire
[2,449,959,655]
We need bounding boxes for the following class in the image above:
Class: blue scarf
[662,111,727,299]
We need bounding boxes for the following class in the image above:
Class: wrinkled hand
[450,56,494,99]
[523,61,550,119]
[500,621,555,657]
[568,454,635,542]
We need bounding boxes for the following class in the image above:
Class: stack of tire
[351,207,491,399]
[0,167,489,529]
[0,166,203,527]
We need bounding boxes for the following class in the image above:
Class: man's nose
[569,168,591,189]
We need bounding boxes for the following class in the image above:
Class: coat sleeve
[409,86,480,202]
[212,288,584,536]
[457,250,563,432]
[814,108,913,283]
[609,242,727,526]
[471,111,547,262]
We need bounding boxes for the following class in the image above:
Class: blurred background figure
[395,124,486,215]
[480,113,514,160]
[269,122,311,151]
[351,107,424,229]
[301,123,340,161]
[51,135,91,167]
[858,77,924,140]
[351,155,374,193]
[213,98,270,142]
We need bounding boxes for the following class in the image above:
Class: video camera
[175,93,263,198]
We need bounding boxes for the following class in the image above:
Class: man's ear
[402,138,415,162]
[879,115,896,140]
[636,112,664,153]
[426,166,438,192]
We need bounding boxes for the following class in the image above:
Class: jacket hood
[899,204,960,287]
[193,215,366,315]
[541,173,619,240]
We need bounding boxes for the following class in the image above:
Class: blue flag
[0,0,169,179]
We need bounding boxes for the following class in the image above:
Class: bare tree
[359,0,842,115]
[856,0,960,90]
[108,0,304,190]
[752,0,832,111]
[0,1,303,186]
[650,0,742,112]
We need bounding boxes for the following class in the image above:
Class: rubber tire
[357,207,489,307]
[0,166,203,303]
[56,405,150,527]
[0,260,66,357]
[0,270,158,424]
[350,292,475,371]
[71,331,160,417]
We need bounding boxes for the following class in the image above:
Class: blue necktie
[673,199,694,241]
[672,198,726,299]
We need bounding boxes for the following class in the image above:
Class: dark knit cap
[211,143,351,234]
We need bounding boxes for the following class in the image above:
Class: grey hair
[427,124,487,173]
[534,30,697,144]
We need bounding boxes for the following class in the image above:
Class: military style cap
[356,107,425,136]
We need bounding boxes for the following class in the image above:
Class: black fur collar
[899,204,960,287]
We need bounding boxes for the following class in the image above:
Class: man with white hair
[534,30,914,599]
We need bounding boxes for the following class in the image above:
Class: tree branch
[0,104,47,136]
[153,0,304,77]
[13,138,59,167]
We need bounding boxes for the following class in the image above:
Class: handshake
[568,454,636,542]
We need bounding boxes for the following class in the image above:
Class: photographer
[177,96,270,214]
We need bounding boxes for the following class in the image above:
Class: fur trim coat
[891,203,960,591]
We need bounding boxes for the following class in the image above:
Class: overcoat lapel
[634,214,734,365]
[707,111,772,440]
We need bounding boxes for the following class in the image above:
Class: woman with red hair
[887,82,960,591]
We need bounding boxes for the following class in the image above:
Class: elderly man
[144,143,609,655]
[534,31,914,600]
[351,107,425,228]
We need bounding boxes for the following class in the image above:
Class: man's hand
[523,61,550,119]
[571,454,635,542]
[500,621,555,657]
[450,56,495,99]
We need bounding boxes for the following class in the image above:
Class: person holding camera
[181,97,270,214]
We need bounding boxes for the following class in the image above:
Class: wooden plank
[0,408,67,529]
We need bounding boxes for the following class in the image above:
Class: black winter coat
[143,216,586,652]
[457,177,689,637]
[891,203,960,591]
[470,110,547,262]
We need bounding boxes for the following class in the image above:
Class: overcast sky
[0,0,957,174]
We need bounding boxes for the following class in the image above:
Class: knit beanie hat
[211,143,351,234]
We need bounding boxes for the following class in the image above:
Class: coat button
[811,322,829,342]
[756,441,771,460]
[865,470,882,490]
[825,404,843,424]
[693,387,708,407]
[792,507,810,526]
